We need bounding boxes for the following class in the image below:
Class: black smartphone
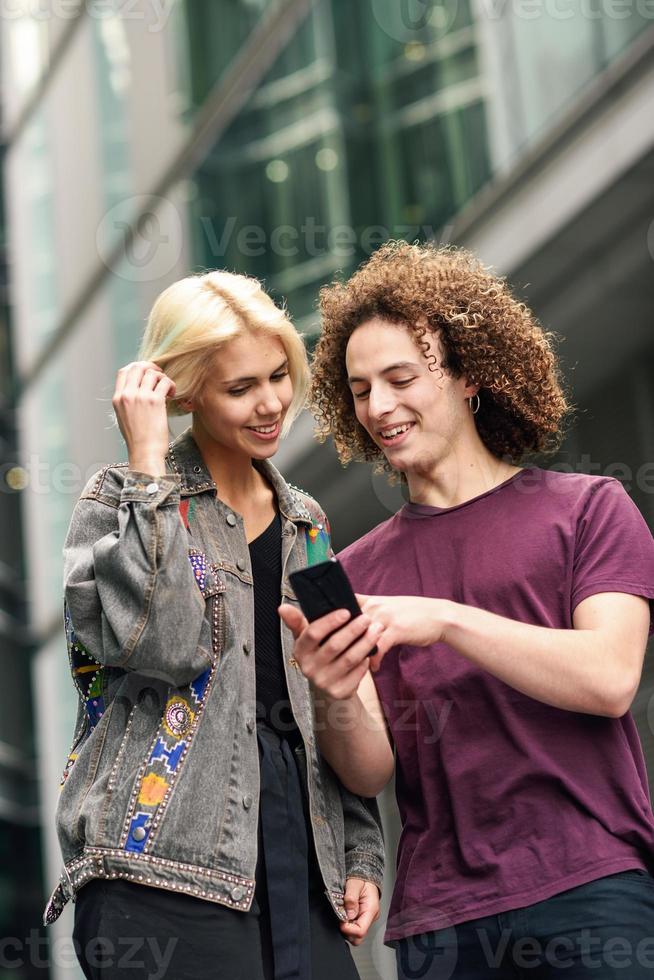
[289,558,361,622]
[288,559,377,656]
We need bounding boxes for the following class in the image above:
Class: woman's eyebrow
[221,359,288,386]
[348,361,420,384]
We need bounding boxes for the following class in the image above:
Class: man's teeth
[381,423,412,438]
[250,424,277,433]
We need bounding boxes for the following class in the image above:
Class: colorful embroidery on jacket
[61,603,105,785]
[305,519,332,566]
[179,496,197,530]
[188,550,207,591]
[123,552,215,854]
[123,674,213,853]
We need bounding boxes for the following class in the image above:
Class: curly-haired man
[280,241,654,979]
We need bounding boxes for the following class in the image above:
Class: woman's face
[190,332,293,460]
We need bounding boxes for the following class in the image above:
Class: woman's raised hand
[112,361,177,476]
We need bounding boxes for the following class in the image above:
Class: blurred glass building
[0,2,652,977]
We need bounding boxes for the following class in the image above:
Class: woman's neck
[191,425,267,511]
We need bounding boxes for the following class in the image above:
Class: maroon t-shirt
[338,468,654,943]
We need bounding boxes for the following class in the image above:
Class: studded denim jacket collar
[166,427,314,527]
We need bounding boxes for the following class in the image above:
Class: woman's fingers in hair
[136,368,162,392]
[114,361,173,398]
[153,374,176,399]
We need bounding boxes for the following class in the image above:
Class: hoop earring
[469,394,480,415]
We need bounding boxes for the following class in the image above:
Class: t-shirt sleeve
[572,478,654,634]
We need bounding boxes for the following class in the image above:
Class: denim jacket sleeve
[340,787,385,890]
[63,467,214,687]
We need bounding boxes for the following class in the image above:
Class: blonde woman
[44,271,383,980]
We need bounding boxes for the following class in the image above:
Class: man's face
[345,318,473,476]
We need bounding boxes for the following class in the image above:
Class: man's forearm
[441,600,637,717]
[312,687,393,797]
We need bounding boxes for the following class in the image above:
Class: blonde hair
[139,270,309,436]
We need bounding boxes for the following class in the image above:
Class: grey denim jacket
[44,427,384,926]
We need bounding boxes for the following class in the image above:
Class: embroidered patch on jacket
[188,550,207,592]
[65,603,106,727]
[179,496,197,530]
[190,667,211,705]
[122,541,220,854]
[60,752,78,786]
[62,602,105,785]
[163,697,196,739]
[305,517,332,566]
[123,670,215,854]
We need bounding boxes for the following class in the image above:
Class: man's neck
[406,451,522,509]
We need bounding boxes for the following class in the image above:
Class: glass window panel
[183,0,277,106]
[600,13,650,62]
[187,0,492,320]
[504,8,600,145]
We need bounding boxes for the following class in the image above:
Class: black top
[248,512,297,737]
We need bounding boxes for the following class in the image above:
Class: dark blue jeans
[396,870,654,979]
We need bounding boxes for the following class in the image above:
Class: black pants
[73,877,358,980]
[73,726,359,980]
[396,869,654,980]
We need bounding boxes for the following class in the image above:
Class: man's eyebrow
[220,359,288,386]
[347,361,420,385]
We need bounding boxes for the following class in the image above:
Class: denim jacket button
[242,795,253,810]
[231,885,246,901]
[246,719,255,733]
[236,558,246,571]
[226,513,237,527]
[132,826,147,841]
[145,482,159,495]
[243,642,251,656]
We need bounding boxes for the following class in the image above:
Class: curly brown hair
[311,240,571,469]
